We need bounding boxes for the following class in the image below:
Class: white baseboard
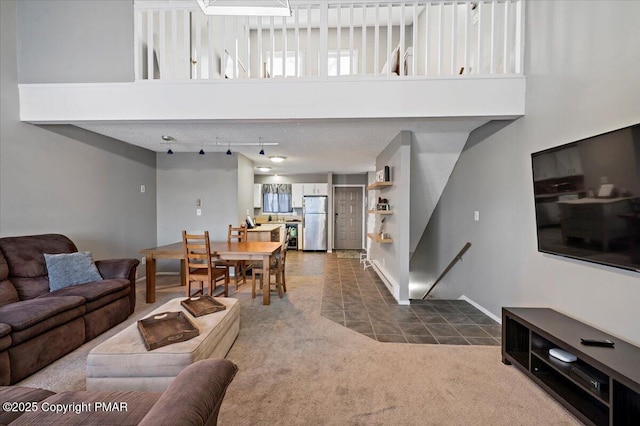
[371,260,409,304]
[458,295,501,324]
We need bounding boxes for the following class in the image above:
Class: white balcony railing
[134,0,523,81]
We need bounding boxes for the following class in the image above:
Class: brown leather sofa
[0,234,139,385]
[0,358,238,425]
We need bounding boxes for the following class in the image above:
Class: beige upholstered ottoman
[86,297,239,392]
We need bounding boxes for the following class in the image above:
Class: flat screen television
[531,123,640,272]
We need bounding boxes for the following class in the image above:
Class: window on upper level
[265,51,305,77]
[327,49,359,76]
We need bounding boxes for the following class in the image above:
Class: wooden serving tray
[137,311,199,351]
[181,295,226,317]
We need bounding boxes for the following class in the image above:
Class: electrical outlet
[140,185,145,193]
[141,256,146,265]
[474,211,480,221]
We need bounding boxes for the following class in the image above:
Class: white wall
[1,0,156,265]
[417,1,640,344]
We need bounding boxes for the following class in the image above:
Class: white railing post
[319,2,328,78]
[362,4,367,77]
[295,7,300,77]
[515,0,523,74]
[134,9,141,80]
[147,11,154,79]
[336,4,342,76]
[349,4,354,75]
[399,2,405,77]
[374,3,379,76]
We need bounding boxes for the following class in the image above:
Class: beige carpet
[17,269,579,425]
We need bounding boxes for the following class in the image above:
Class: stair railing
[420,241,471,300]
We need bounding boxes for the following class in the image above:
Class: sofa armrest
[138,359,238,426]
[95,259,139,314]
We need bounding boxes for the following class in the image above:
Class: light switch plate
[474,211,480,221]
[196,209,202,216]
[140,185,145,193]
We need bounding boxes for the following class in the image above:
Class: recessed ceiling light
[257,166,272,172]
[269,156,286,163]
[161,135,173,141]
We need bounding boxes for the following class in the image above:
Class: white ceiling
[74,118,487,175]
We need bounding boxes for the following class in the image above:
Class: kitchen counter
[247,223,283,242]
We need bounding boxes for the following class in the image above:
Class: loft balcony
[19,0,525,123]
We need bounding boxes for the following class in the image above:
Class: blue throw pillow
[44,252,103,292]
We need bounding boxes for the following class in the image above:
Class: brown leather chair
[182,230,229,297]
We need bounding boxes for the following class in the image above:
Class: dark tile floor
[320,253,501,345]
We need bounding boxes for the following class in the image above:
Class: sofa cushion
[0,279,19,308]
[0,253,8,281]
[44,252,103,291]
[8,276,50,301]
[0,386,55,425]
[40,279,131,314]
[0,234,77,278]
[0,296,85,332]
[43,279,130,303]
[0,323,11,351]
[0,255,19,308]
[9,390,160,426]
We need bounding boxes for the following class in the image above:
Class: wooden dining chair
[226,224,249,289]
[251,231,288,299]
[182,230,229,297]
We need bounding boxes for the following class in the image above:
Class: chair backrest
[227,224,247,243]
[182,230,212,277]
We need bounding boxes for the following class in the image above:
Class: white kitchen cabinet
[555,146,583,176]
[292,184,304,208]
[303,183,329,195]
[532,153,558,181]
[314,183,328,195]
[253,183,262,208]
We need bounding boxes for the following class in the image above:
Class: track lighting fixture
[259,137,265,155]
[167,148,174,155]
[226,141,232,155]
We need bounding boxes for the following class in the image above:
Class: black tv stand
[502,307,640,426]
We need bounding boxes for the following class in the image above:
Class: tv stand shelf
[502,308,640,426]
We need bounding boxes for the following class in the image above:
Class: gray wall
[16,0,134,83]
[333,174,368,185]
[417,1,640,343]
[156,153,239,271]
[1,0,157,265]
[237,154,255,224]
[370,131,411,302]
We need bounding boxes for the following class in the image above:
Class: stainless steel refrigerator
[303,196,327,251]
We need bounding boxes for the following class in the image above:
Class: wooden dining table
[140,241,282,305]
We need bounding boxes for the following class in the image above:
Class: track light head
[226,149,232,156]
[167,148,174,155]
[199,149,205,155]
